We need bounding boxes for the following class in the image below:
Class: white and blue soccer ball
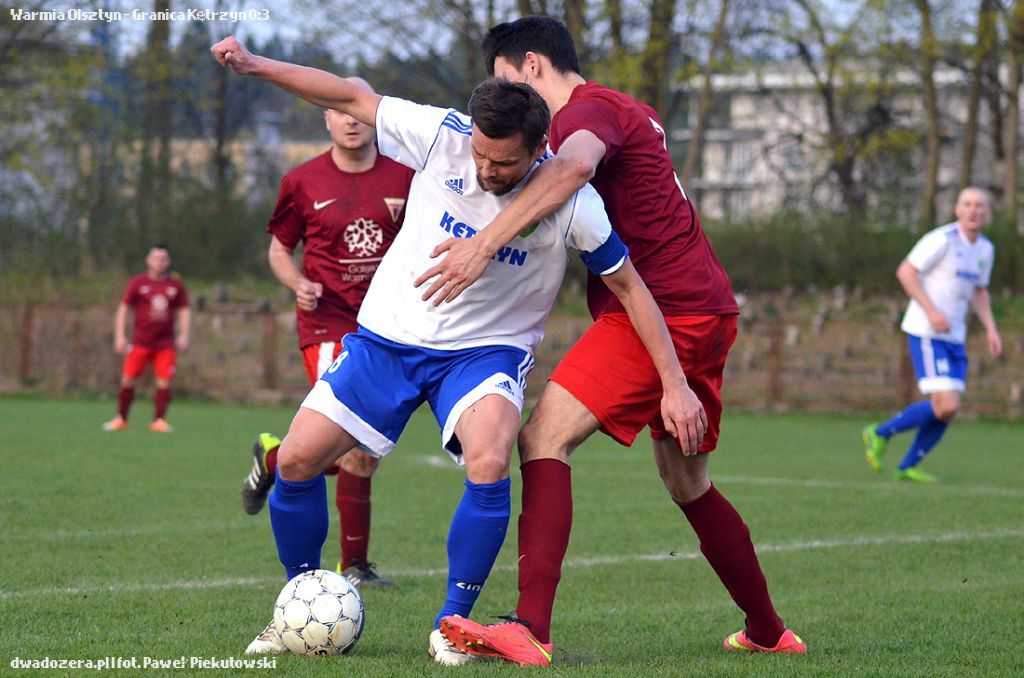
[273,569,365,656]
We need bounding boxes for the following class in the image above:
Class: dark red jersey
[268,151,414,348]
[122,274,189,349]
[550,82,738,319]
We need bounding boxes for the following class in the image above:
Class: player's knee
[933,400,959,421]
[464,447,511,484]
[276,442,320,482]
[339,449,377,477]
[518,416,571,463]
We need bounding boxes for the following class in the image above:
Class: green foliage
[708,209,1024,295]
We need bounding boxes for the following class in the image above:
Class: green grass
[1,397,1022,676]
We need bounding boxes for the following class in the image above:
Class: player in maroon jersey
[431,17,805,663]
[242,80,414,649]
[103,244,191,433]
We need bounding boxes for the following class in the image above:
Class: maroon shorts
[550,313,737,452]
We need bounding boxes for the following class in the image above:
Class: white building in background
[673,62,1010,221]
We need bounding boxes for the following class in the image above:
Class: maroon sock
[265,445,279,476]
[117,386,135,420]
[516,459,572,645]
[336,469,372,569]
[678,484,785,647]
[154,388,172,420]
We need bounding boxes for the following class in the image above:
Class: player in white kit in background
[863,187,1002,482]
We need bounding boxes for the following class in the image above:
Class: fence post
[262,308,278,390]
[766,320,784,407]
[18,303,35,385]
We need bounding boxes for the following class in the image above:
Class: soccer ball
[273,569,365,656]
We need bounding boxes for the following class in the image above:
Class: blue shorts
[907,334,968,394]
[301,327,534,462]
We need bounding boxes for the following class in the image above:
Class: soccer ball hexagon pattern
[272,569,365,656]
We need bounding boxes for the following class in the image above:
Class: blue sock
[898,418,948,470]
[434,477,511,628]
[876,401,935,438]
[269,474,328,580]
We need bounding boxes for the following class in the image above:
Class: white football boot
[245,621,286,655]
[429,628,476,665]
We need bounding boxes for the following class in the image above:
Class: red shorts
[123,346,177,381]
[300,340,346,387]
[550,313,737,452]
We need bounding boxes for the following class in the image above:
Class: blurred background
[1,0,1020,416]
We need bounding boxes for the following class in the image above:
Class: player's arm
[176,306,191,351]
[113,301,129,354]
[601,258,707,455]
[896,258,950,333]
[416,130,606,305]
[970,286,1002,358]
[211,36,381,126]
[269,235,322,312]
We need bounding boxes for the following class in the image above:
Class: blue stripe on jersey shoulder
[442,112,472,135]
[942,222,960,239]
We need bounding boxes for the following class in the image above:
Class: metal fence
[1,304,1020,420]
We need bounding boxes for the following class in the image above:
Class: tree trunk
[137,0,173,247]
[959,0,997,192]
[1005,0,1024,223]
[681,0,730,186]
[914,0,940,227]
[639,0,677,118]
[563,0,588,71]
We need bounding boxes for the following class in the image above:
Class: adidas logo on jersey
[495,380,515,395]
[445,177,465,195]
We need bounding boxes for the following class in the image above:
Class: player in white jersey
[863,187,1002,482]
[211,36,706,665]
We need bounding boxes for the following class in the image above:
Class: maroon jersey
[122,274,189,349]
[268,151,414,348]
[550,82,738,319]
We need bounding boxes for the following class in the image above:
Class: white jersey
[900,222,994,344]
[358,96,626,352]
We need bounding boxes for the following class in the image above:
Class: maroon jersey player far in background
[103,244,191,433]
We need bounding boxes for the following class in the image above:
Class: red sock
[118,386,135,420]
[678,484,785,647]
[515,459,572,645]
[337,469,372,569]
[154,388,171,420]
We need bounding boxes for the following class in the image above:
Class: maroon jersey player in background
[103,244,191,433]
[243,78,414,654]
[431,16,805,664]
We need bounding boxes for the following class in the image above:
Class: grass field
[1,396,1021,676]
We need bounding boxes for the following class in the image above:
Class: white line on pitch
[412,457,1024,497]
[3,528,1021,600]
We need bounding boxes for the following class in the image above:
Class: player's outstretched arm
[601,258,707,455]
[211,36,381,127]
[416,130,606,305]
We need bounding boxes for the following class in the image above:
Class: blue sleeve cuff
[579,230,629,276]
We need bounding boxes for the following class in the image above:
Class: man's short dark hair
[151,243,170,255]
[468,79,550,151]
[482,16,581,76]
